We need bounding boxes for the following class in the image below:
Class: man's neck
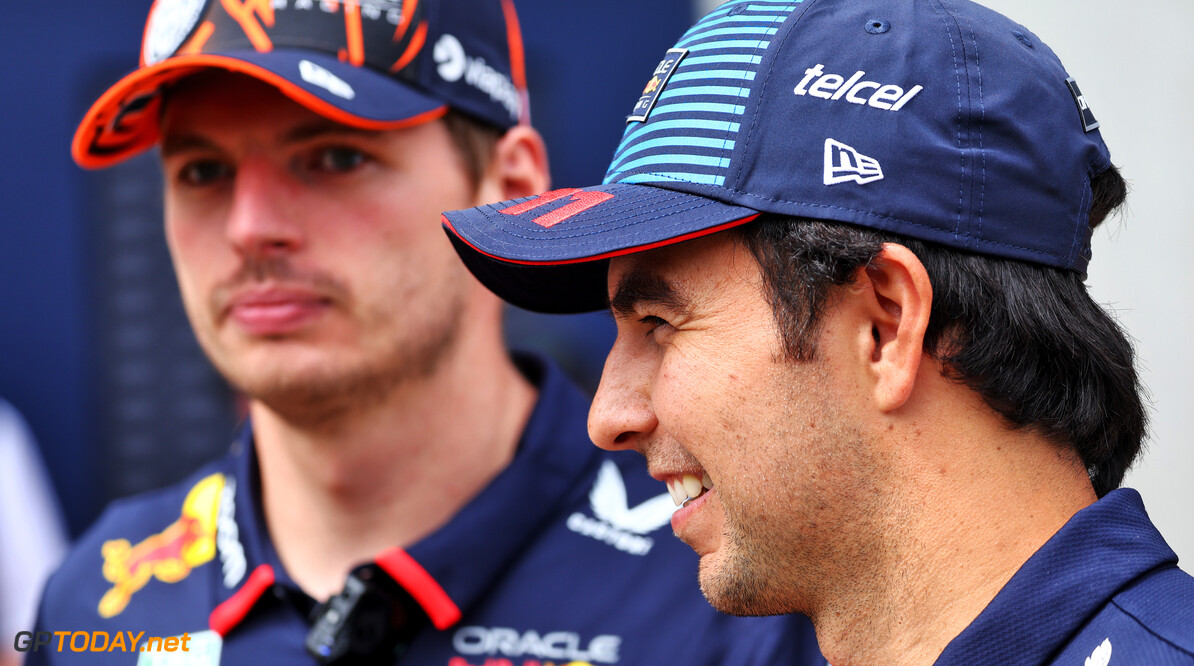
[249,334,537,601]
[811,387,1098,666]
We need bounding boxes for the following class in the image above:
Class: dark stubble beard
[697,362,884,620]
[698,502,812,617]
[205,255,466,427]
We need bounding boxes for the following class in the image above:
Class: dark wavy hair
[735,167,1145,496]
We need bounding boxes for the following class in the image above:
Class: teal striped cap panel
[603,0,803,188]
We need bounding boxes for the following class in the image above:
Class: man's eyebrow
[160,134,218,158]
[609,267,691,319]
[281,121,384,144]
[159,122,384,158]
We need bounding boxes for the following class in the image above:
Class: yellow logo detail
[642,76,661,95]
[98,474,225,618]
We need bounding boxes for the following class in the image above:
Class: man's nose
[225,158,305,257]
[588,339,658,452]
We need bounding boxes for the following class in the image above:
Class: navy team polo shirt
[938,488,1194,665]
[29,356,821,665]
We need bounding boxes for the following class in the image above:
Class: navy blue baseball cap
[73,0,529,169]
[443,0,1113,314]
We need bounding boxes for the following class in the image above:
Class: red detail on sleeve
[374,548,462,630]
[208,564,275,637]
[500,188,615,229]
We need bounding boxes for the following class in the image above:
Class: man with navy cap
[28,1,822,664]
[443,0,1194,663]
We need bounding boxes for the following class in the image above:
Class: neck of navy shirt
[936,487,1194,665]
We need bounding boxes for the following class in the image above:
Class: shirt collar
[209,354,598,631]
[403,354,599,613]
[936,488,1177,664]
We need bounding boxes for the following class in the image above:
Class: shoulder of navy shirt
[30,354,821,665]
[937,488,1194,665]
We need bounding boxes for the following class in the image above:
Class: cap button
[865,19,891,35]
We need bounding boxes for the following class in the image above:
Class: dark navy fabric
[219,49,446,124]
[937,489,1194,665]
[443,0,1117,314]
[30,356,821,665]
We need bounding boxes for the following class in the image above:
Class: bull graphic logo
[97,474,225,618]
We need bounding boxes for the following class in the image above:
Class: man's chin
[696,551,798,618]
[215,356,388,420]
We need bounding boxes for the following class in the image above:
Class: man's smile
[663,471,714,507]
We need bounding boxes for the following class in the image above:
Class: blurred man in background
[29,1,818,664]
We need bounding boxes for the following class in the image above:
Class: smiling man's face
[588,231,890,616]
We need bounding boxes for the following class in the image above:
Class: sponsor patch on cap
[628,48,688,123]
[143,0,208,66]
[1066,77,1099,132]
[299,60,356,100]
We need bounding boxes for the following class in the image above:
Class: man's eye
[639,315,674,340]
[178,160,231,186]
[311,147,368,173]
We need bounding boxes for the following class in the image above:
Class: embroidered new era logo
[824,139,883,185]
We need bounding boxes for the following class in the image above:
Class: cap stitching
[957,5,987,245]
[928,0,966,242]
[487,185,680,213]
[616,170,724,187]
[1068,172,1093,268]
[476,201,727,249]
[483,186,690,231]
[729,0,816,189]
[476,194,724,243]
[732,189,1067,261]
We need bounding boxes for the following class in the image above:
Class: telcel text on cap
[442,0,1112,314]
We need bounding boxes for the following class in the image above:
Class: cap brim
[442,182,759,314]
[73,49,448,169]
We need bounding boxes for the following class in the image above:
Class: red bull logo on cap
[97,474,225,618]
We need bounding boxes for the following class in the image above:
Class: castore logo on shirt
[566,461,674,556]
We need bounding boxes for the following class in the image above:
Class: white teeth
[664,473,711,506]
[666,479,684,506]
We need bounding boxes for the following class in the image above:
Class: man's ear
[857,243,933,412]
[475,125,550,205]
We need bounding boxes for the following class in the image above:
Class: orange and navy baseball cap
[73,0,529,169]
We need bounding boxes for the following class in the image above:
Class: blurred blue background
[0,0,695,538]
